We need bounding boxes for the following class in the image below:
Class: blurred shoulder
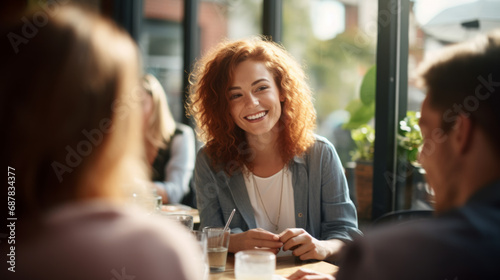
[18,200,204,280]
[42,200,198,254]
[338,215,497,280]
[176,122,194,135]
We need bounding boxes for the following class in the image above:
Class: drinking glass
[235,250,276,280]
[161,213,194,230]
[202,226,231,272]
[191,230,209,280]
[154,194,162,212]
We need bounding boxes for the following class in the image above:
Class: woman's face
[228,60,283,138]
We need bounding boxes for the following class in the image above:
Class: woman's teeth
[246,111,267,120]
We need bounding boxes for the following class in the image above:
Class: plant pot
[354,161,373,220]
[394,159,418,210]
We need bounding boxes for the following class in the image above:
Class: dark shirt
[337,180,500,280]
[152,128,182,182]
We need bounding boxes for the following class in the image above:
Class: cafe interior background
[13,0,500,223]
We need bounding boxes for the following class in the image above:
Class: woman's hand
[287,268,335,280]
[229,228,283,254]
[279,229,345,261]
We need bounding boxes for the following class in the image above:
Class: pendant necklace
[252,167,284,232]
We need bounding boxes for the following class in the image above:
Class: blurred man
[288,30,500,280]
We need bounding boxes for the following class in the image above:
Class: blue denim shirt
[194,135,361,242]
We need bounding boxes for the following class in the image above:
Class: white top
[245,167,296,234]
[154,123,196,203]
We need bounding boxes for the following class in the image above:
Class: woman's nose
[245,93,259,108]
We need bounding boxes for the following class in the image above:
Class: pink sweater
[7,200,205,280]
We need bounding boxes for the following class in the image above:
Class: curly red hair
[188,37,316,175]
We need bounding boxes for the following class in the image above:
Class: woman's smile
[245,110,268,121]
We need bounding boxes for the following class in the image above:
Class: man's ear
[452,113,473,154]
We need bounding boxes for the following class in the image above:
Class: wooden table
[209,254,338,280]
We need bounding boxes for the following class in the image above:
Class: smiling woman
[188,37,361,262]
[189,38,317,175]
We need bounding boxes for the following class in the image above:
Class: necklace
[251,167,285,232]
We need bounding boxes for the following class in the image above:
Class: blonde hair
[0,5,149,217]
[188,37,316,175]
[142,74,176,150]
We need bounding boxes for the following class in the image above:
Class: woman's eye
[256,86,268,92]
[229,93,242,100]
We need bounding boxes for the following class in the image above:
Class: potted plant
[396,111,427,209]
[350,125,375,220]
[343,65,376,220]
[344,64,428,218]
[397,111,422,165]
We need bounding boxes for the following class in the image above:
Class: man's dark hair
[418,30,500,155]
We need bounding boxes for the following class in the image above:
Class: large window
[282,0,377,167]
[129,0,500,219]
[395,0,500,211]
[140,19,183,120]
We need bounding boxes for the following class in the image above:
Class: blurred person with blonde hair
[189,37,360,262]
[0,5,204,280]
[142,74,176,165]
[142,74,196,205]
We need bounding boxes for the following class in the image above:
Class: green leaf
[343,99,375,130]
[350,125,375,161]
[360,65,376,106]
[408,148,419,163]
[397,111,423,163]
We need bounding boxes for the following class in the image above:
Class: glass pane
[227,0,262,39]
[282,0,378,219]
[199,0,262,47]
[197,1,261,52]
[401,0,500,210]
[141,0,184,122]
